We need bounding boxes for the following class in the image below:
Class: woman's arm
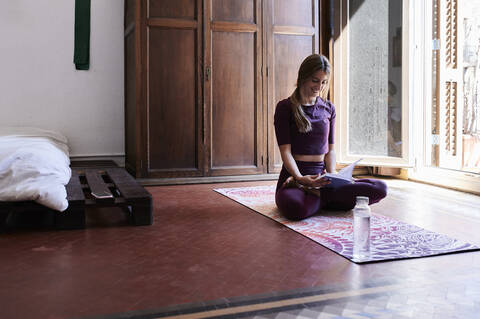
[324,144,336,173]
[279,144,302,179]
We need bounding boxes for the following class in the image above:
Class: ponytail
[289,88,312,133]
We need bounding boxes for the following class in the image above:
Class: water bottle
[353,196,371,261]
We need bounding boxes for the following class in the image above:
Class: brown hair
[289,54,331,133]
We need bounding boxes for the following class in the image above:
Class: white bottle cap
[356,196,369,203]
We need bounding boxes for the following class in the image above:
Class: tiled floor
[72,268,480,318]
[244,274,480,319]
[0,178,479,319]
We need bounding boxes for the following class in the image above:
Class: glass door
[333,0,480,192]
[333,0,412,167]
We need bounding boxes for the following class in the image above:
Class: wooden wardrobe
[125,0,328,180]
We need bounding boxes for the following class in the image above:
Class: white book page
[304,159,362,189]
[336,158,363,179]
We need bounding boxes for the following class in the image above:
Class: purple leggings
[275,161,387,220]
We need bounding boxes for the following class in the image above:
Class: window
[333,0,410,167]
[333,0,480,193]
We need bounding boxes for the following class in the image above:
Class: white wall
[0,0,124,158]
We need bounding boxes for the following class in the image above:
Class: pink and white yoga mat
[215,185,480,263]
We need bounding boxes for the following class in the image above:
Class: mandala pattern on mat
[214,185,479,263]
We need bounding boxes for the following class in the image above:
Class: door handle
[206,66,211,81]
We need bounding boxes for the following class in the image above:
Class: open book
[306,158,363,190]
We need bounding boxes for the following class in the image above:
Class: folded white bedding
[0,127,71,211]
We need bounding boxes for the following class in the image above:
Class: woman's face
[300,70,329,103]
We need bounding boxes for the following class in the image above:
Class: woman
[274,54,387,220]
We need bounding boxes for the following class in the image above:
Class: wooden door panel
[271,35,315,170]
[266,0,319,173]
[206,0,263,176]
[273,0,314,27]
[148,28,200,173]
[212,0,255,23]
[138,0,203,178]
[211,32,257,169]
[149,0,196,19]
[273,36,314,109]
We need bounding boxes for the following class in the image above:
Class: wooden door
[145,0,204,177]
[205,0,264,176]
[437,0,464,169]
[265,0,320,173]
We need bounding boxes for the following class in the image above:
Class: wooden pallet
[0,167,153,230]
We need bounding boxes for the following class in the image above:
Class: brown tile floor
[0,179,479,319]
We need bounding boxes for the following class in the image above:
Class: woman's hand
[277,144,331,190]
[285,174,331,189]
[282,176,297,188]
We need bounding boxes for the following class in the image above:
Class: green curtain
[74,0,91,70]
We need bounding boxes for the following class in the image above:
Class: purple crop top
[274,97,336,155]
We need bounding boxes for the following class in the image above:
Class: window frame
[332,0,480,195]
[408,0,480,195]
[332,0,413,167]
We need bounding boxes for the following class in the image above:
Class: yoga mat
[215,185,480,263]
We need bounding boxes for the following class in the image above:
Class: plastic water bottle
[353,196,371,261]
